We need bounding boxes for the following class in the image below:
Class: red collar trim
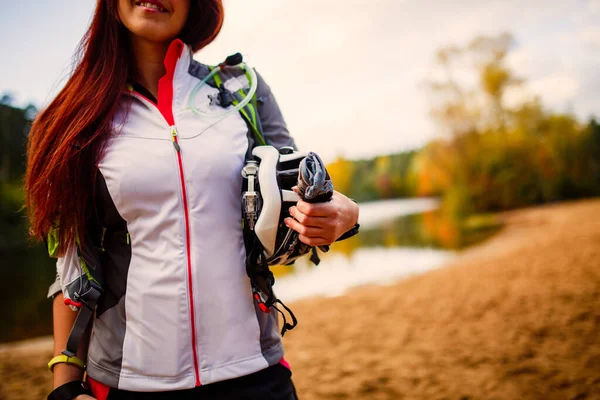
[157,39,186,125]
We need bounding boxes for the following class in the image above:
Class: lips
[136,0,168,12]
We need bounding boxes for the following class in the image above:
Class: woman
[25,1,359,399]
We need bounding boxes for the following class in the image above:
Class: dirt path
[284,199,600,400]
[2,200,599,400]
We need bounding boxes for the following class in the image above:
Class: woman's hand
[75,396,96,400]
[285,190,359,247]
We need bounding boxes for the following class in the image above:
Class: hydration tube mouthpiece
[225,52,243,66]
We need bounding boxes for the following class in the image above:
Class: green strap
[236,90,266,146]
[47,227,101,286]
[75,236,101,287]
[246,70,261,124]
[212,68,223,87]
[209,67,266,146]
[47,227,60,258]
[244,70,266,146]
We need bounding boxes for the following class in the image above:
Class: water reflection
[273,199,501,301]
[360,210,501,251]
[274,248,453,302]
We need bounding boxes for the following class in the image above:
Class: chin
[131,22,179,44]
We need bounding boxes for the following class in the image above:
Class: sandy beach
[1,200,599,400]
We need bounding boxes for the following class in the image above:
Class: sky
[1,0,599,162]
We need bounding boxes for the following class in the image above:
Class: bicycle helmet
[241,145,333,334]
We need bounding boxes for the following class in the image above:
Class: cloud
[578,26,600,50]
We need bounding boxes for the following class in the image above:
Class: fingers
[285,195,347,247]
[285,207,338,246]
[288,205,326,227]
[298,234,330,247]
[284,217,326,239]
[295,199,337,217]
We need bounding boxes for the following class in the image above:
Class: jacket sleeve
[47,242,81,300]
[47,168,106,300]
[47,271,62,299]
[254,70,297,150]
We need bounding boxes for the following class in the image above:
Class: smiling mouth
[136,1,167,12]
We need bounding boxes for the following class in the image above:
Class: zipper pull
[171,126,181,152]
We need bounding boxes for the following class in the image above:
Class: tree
[419,33,599,214]
[0,101,36,183]
[426,33,521,138]
[326,156,354,196]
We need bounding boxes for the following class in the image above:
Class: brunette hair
[25,0,224,251]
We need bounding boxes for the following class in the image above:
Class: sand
[1,200,599,400]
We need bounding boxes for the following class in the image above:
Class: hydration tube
[187,53,258,118]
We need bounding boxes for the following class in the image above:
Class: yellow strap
[48,354,87,372]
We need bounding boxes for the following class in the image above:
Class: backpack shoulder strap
[210,66,267,147]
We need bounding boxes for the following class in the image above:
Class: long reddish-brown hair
[26,0,224,251]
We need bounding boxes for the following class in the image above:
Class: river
[274,197,454,301]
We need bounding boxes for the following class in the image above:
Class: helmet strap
[245,232,299,335]
[272,299,298,336]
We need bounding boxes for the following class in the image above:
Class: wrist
[343,196,359,232]
[350,198,359,225]
[53,363,85,388]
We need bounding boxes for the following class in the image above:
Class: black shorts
[105,364,298,400]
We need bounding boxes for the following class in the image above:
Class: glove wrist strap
[47,380,90,400]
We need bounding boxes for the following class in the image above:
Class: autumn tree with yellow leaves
[414,33,600,215]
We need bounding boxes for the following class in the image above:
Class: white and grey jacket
[49,39,295,391]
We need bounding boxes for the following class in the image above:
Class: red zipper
[127,89,201,386]
[170,126,201,386]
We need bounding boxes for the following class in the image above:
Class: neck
[130,36,170,99]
